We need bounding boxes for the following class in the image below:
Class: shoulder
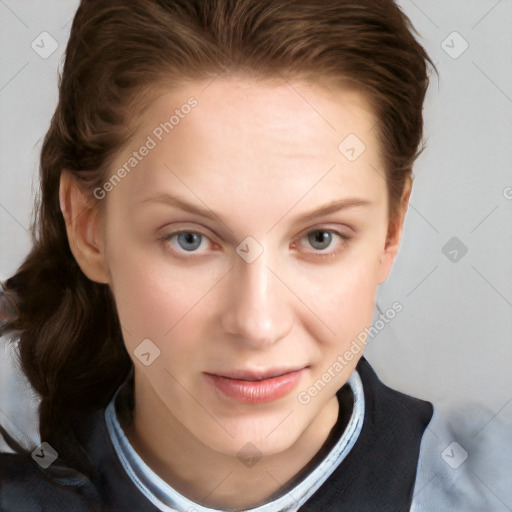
[0,451,103,511]
[411,401,512,512]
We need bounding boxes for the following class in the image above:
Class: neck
[122,376,341,510]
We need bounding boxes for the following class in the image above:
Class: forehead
[108,76,386,218]
[141,76,377,156]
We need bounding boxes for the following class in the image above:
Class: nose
[220,246,293,349]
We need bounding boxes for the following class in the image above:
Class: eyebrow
[139,193,372,225]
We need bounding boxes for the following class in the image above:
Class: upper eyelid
[160,218,356,236]
[162,224,352,238]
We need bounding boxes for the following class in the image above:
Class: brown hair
[1,0,436,466]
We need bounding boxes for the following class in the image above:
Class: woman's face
[84,76,405,457]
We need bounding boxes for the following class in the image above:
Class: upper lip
[207,366,306,381]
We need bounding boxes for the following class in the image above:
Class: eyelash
[160,227,351,261]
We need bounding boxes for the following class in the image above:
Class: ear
[376,177,412,285]
[59,170,109,284]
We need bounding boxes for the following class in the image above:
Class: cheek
[299,247,382,339]
[309,259,377,306]
[107,243,220,356]
[104,212,203,338]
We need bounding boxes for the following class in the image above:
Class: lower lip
[205,369,304,404]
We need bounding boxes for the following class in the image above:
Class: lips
[204,367,306,404]
[214,367,304,381]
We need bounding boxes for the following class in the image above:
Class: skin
[60,75,411,509]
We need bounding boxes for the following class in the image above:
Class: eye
[160,227,351,260]
[161,230,211,255]
[298,228,351,259]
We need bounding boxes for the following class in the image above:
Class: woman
[1,1,504,510]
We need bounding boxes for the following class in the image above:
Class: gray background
[1,0,511,463]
